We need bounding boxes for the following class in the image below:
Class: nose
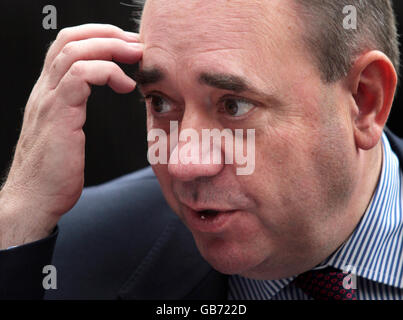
[168,119,225,182]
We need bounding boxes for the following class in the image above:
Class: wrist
[0,188,56,249]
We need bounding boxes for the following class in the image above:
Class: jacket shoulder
[46,167,187,299]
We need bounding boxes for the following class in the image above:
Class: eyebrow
[198,72,250,93]
[133,68,164,86]
[134,67,280,105]
[134,67,250,92]
[199,72,281,106]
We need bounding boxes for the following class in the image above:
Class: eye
[145,94,172,114]
[222,98,254,117]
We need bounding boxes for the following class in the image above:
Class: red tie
[294,266,357,300]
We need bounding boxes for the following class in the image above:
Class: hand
[0,24,143,248]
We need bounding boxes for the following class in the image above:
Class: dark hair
[131,0,400,83]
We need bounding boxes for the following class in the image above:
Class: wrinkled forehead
[139,0,299,55]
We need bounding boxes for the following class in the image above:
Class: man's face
[138,0,358,279]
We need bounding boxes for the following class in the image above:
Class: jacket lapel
[117,217,228,299]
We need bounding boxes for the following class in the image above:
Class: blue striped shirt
[229,132,403,300]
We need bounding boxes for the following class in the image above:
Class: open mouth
[197,209,220,220]
[185,205,239,232]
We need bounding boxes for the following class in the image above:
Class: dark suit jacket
[0,163,228,300]
[1,129,403,300]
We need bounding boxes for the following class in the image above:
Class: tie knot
[294,266,357,300]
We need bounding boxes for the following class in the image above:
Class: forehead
[139,0,315,92]
[142,0,264,47]
[141,0,302,55]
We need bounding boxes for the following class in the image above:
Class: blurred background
[0,0,402,187]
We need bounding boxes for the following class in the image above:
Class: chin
[193,233,265,277]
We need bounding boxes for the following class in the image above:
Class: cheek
[309,124,356,212]
[248,120,354,229]
[247,127,305,205]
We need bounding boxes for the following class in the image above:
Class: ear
[346,50,397,150]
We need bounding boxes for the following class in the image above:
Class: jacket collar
[385,127,403,161]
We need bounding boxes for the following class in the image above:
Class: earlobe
[347,51,397,150]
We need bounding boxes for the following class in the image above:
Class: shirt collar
[230,132,403,299]
[321,132,403,288]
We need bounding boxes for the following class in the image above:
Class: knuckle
[37,93,55,117]
[56,27,72,41]
[69,61,85,77]
[107,63,122,78]
[37,103,51,122]
[109,62,120,73]
[61,41,77,56]
[49,56,59,73]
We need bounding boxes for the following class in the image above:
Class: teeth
[201,215,206,220]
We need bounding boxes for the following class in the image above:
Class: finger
[44,24,140,71]
[47,38,143,89]
[56,60,136,107]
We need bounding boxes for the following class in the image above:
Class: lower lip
[184,206,239,233]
